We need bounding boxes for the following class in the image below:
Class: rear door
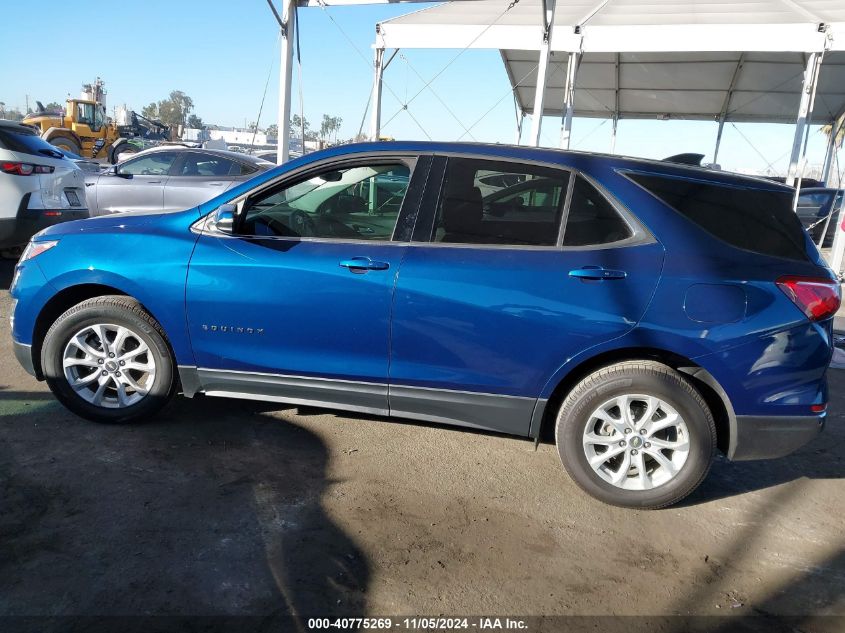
[163,152,249,212]
[93,151,178,215]
[388,156,665,436]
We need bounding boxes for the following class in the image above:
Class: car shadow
[0,388,369,625]
[0,258,15,291]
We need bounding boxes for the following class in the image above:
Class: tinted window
[234,162,259,176]
[798,192,831,208]
[120,152,178,176]
[240,163,410,241]
[431,158,569,246]
[628,173,809,261]
[563,176,633,246]
[0,126,66,159]
[179,153,237,177]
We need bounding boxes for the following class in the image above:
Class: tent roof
[377,0,845,123]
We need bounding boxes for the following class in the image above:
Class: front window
[118,152,178,176]
[76,103,95,125]
[240,163,411,241]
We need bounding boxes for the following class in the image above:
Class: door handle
[339,257,390,272]
[208,182,224,186]
[147,180,162,184]
[569,266,627,281]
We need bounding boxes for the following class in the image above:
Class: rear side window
[627,173,809,261]
[234,162,259,176]
[431,158,569,246]
[179,153,236,177]
[564,176,633,246]
[0,126,66,158]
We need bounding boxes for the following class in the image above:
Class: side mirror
[113,166,132,179]
[212,203,237,234]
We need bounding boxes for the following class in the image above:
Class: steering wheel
[288,210,316,237]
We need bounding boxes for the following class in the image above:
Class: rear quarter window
[626,172,809,261]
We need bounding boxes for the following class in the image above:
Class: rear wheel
[110,141,138,164]
[555,361,716,509]
[41,296,176,423]
[49,136,81,156]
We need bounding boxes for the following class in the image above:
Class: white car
[0,120,89,254]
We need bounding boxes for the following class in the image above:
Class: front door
[94,151,178,214]
[389,156,665,435]
[185,155,426,414]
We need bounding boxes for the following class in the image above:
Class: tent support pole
[276,0,296,164]
[713,54,744,165]
[822,113,844,185]
[610,116,618,153]
[786,52,822,188]
[529,0,556,147]
[369,46,385,141]
[559,52,578,149]
[713,119,725,164]
[515,112,525,145]
[610,53,619,154]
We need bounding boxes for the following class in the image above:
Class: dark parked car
[10,142,840,508]
[797,187,844,247]
[85,147,274,216]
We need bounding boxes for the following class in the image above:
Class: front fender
[22,219,200,367]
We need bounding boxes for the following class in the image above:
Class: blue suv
[10,142,841,508]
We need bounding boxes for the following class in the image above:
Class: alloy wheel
[582,394,690,491]
[62,323,157,409]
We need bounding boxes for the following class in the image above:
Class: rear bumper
[729,414,825,461]
[13,339,36,377]
[0,209,88,250]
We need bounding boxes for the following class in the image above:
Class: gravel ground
[1,258,844,631]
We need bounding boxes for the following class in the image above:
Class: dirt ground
[1,258,844,632]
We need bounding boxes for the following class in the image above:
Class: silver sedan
[85,147,274,216]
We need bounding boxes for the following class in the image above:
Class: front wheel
[555,361,716,509]
[41,296,176,423]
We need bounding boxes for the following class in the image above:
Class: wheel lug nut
[101,370,107,376]
[619,440,626,447]
[98,359,104,365]
[631,449,638,455]
[639,429,646,435]
[644,442,651,448]
[109,353,115,358]
[115,371,121,377]
[119,360,125,366]
[624,428,632,434]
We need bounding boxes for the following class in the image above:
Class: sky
[0,0,836,177]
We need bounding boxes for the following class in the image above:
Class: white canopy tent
[370,0,845,272]
[266,0,845,271]
[374,0,845,177]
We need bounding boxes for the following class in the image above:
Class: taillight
[776,276,841,321]
[1,162,54,176]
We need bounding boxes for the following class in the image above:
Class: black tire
[50,136,81,156]
[555,361,716,509]
[41,296,176,423]
[110,142,137,164]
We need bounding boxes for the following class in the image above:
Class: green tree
[266,124,278,140]
[187,114,203,129]
[141,102,158,119]
[44,101,64,112]
[155,90,194,129]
